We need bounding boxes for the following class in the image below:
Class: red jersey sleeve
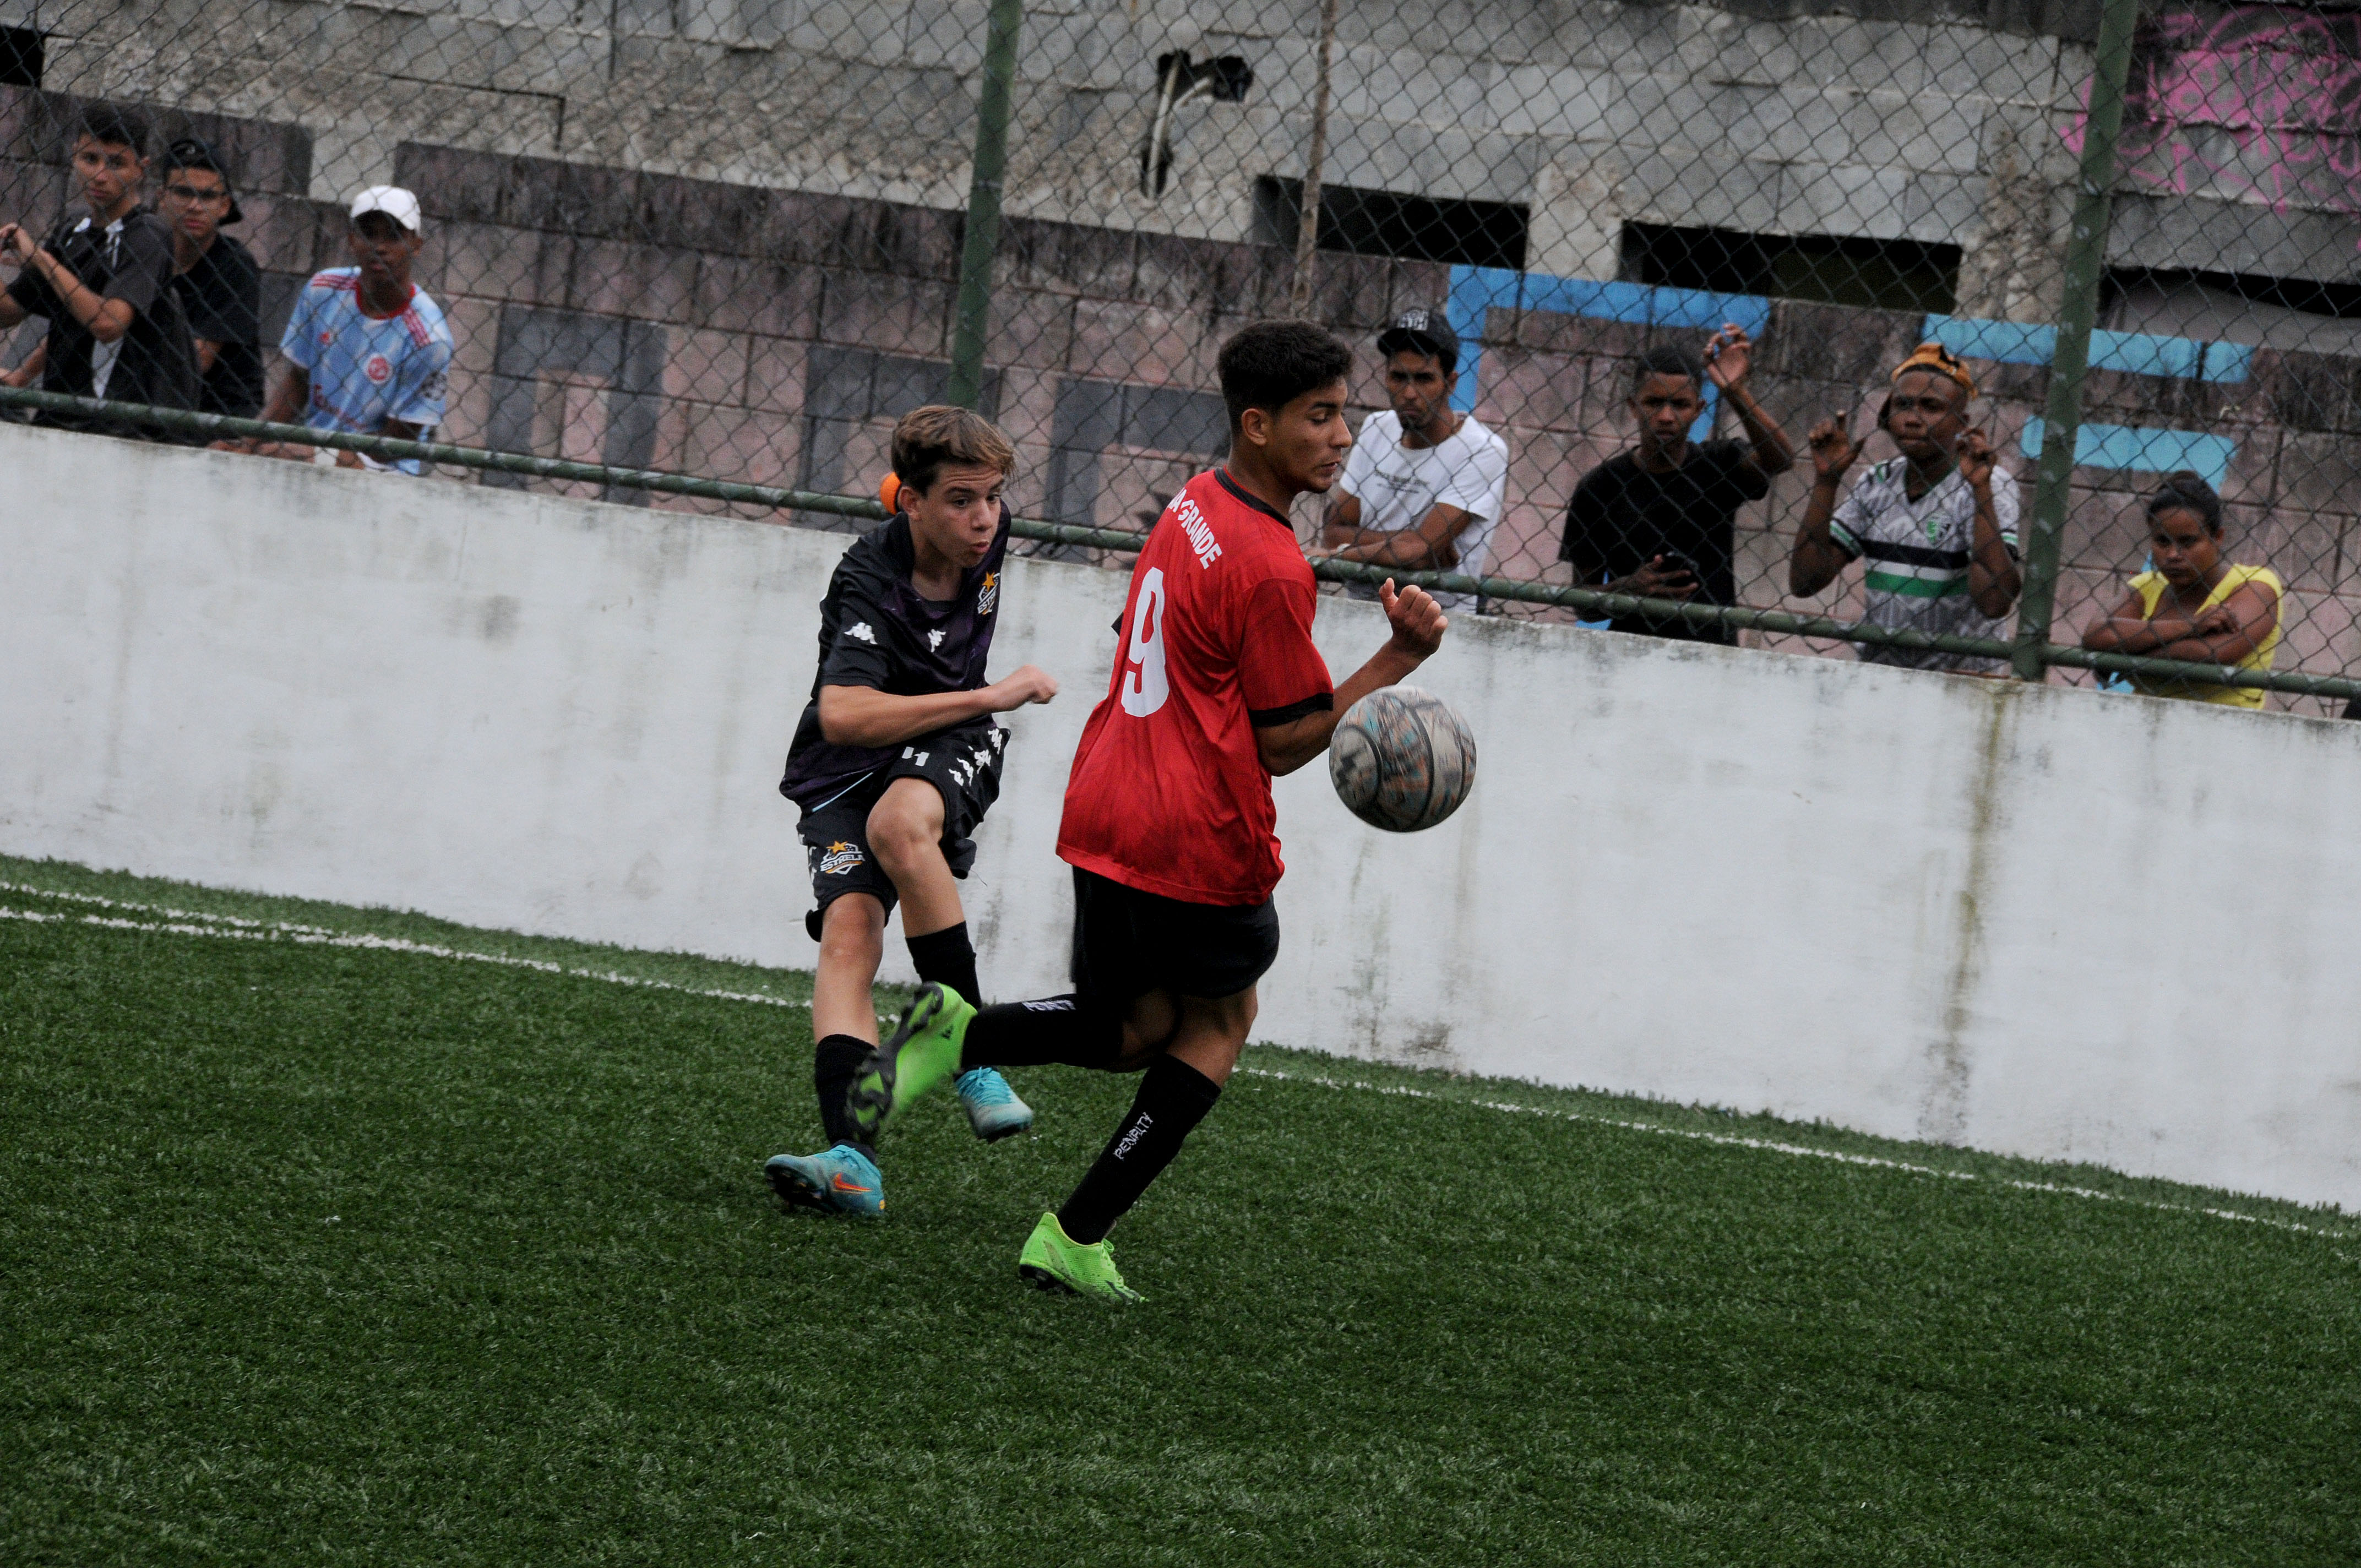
[1239,574,1334,727]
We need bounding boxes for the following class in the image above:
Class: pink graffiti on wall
[2063,7,2361,217]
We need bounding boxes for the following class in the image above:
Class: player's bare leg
[860,776,1032,1140]
[812,891,887,1046]
[769,892,889,1215]
[865,778,963,939]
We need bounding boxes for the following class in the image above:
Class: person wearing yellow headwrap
[1786,341,2024,674]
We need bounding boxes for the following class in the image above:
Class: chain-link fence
[4,0,2359,706]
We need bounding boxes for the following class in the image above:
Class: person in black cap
[157,137,263,418]
[1315,307,1508,613]
[1,130,258,422]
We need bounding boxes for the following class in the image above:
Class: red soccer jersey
[1058,468,1336,906]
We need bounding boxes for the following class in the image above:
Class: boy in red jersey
[844,320,1449,1301]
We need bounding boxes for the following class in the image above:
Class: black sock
[960,994,1124,1072]
[812,1033,874,1157]
[906,922,981,1008]
[1057,1056,1222,1244]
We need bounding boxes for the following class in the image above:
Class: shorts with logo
[1067,866,1280,1004]
[798,723,1007,940]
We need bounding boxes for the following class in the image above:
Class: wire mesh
[2,0,2357,708]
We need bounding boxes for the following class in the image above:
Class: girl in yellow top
[2080,471,2282,708]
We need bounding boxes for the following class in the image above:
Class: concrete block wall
[0,0,2126,328]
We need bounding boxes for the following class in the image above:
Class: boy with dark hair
[835,320,1449,1302]
[1559,327,1793,643]
[0,104,198,426]
[3,134,262,421]
[1319,307,1509,614]
[159,137,264,418]
[764,405,1061,1216]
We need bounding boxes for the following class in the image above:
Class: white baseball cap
[349,185,422,233]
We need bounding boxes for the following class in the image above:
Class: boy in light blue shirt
[216,186,451,475]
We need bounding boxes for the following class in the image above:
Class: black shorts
[1068,867,1280,1004]
[798,725,1007,940]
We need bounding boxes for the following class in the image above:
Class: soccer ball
[1328,685,1477,832]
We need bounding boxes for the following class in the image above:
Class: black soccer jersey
[777,505,1012,807]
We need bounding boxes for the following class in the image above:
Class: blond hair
[890,405,1015,498]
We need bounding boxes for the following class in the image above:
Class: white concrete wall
[6,423,2358,1208]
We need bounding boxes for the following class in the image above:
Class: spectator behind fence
[1558,329,1794,642]
[5,136,263,422]
[1316,308,1508,613]
[215,185,450,473]
[0,104,197,428]
[159,137,264,419]
[2080,472,2282,707]
[1789,342,2022,674]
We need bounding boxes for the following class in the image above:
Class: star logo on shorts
[817,841,865,875]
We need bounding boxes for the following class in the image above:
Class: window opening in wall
[1252,177,1528,270]
[1139,52,1250,199]
[1619,222,1960,314]
[2102,265,2361,356]
[0,28,43,88]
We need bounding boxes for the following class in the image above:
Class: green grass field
[3,854,2355,1566]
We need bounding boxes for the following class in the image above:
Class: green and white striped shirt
[1829,459,2020,673]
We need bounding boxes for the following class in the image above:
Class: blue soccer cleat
[955,1067,1035,1142]
[765,1143,884,1216]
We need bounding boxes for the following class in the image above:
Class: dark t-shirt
[172,234,263,418]
[777,505,1013,808]
[6,208,197,420]
[1558,439,1771,644]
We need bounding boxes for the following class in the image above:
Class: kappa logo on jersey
[362,353,393,385]
[1120,567,1169,717]
[1172,497,1222,569]
[927,628,946,652]
[814,840,865,875]
[977,571,999,616]
[846,620,876,644]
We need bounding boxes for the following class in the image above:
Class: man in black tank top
[765,406,1061,1216]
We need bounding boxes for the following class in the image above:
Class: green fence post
[946,0,1025,410]
[2013,0,2144,680]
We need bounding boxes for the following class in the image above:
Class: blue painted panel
[1449,264,1773,442]
[1923,314,2252,384]
[2019,416,2237,488]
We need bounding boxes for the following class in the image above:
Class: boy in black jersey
[766,406,1060,1215]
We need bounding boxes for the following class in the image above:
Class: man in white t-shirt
[1317,308,1510,612]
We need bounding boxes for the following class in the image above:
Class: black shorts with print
[797,722,1008,940]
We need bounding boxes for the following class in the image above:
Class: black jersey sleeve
[816,572,897,691]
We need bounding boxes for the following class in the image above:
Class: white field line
[0,887,807,1010]
[4,881,2348,1242]
[1237,1068,2354,1241]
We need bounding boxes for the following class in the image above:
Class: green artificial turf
[2,857,2355,1565]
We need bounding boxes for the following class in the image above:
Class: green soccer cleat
[955,1066,1034,1142]
[764,1143,884,1216]
[1017,1211,1144,1304]
[846,982,976,1141]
